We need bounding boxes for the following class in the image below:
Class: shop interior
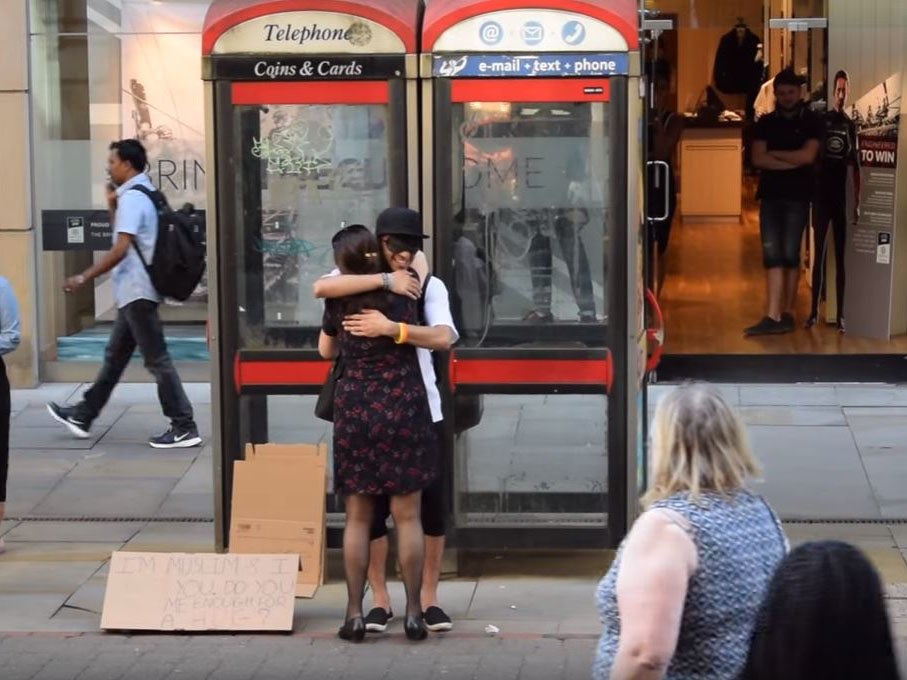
[647,0,907,356]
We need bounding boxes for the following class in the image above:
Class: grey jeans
[82,299,195,430]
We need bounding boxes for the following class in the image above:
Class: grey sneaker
[780,313,795,332]
[46,402,91,439]
[149,427,202,449]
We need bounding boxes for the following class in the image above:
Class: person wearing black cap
[314,207,459,634]
[746,68,822,337]
[319,223,436,642]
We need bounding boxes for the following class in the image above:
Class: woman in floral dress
[318,224,437,642]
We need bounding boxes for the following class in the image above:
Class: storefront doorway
[646,0,907,381]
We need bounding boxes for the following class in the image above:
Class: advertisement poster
[119,4,209,309]
[844,73,901,339]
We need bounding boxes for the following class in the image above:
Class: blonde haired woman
[593,383,787,680]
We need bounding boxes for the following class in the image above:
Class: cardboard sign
[230,443,328,598]
[100,552,298,631]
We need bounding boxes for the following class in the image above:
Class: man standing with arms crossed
[315,207,458,633]
[746,68,822,336]
[47,139,201,448]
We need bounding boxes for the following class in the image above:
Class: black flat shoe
[338,616,366,642]
[404,614,428,641]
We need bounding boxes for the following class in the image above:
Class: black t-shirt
[817,109,859,195]
[754,106,823,200]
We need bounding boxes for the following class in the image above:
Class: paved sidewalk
[0,382,905,678]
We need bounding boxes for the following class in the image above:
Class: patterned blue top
[112,173,160,308]
[593,490,787,680]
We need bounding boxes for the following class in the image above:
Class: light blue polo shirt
[113,173,161,308]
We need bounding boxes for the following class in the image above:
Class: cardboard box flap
[232,460,326,520]
[229,446,328,599]
[296,582,319,598]
[247,443,328,466]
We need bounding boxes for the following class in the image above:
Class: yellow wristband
[394,322,408,344]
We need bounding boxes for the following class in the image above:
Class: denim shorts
[759,199,810,269]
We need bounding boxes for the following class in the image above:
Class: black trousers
[810,197,847,320]
[81,299,195,430]
[0,356,9,503]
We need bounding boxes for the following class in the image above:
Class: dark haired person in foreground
[47,139,200,449]
[741,540,900,680]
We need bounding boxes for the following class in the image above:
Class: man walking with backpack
[47,139,201,448]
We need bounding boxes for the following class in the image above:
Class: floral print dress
[322,293,438,496]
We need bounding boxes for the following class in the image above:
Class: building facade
[1,0,906,387]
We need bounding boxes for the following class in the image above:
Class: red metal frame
[235,357,331,392]
[234,355,612,392]
[231,81,389,105]
[422,0,639,52]
[450,356,613,392]
[451,78,610,103]
[203,0,421,55]
[645,288,664,372]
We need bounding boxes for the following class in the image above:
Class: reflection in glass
[240,104,390,332]
[449,101,610,345]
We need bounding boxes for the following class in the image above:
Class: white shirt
[325,270,459,423]
[419,275,460,422]
[754,78,776,121]
[113,173,161,307]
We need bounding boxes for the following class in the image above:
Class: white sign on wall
[212,11,406,55]
[432,9,629,54]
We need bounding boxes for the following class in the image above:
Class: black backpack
[129,184,206,301]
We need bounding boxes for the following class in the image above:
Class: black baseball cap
[375,207,429,239]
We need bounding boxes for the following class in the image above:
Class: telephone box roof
[422,0,639,51]
[203,0,423,55]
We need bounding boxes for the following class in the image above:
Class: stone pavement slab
[3,521,143,543]
[27,477,179,519]
[739,384,839,406]
[749,425,880,519]
[0,633,598,680]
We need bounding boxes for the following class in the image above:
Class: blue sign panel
[433,53,629,78]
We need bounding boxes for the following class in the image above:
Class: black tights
[343,491,425,621]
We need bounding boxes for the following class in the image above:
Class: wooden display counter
[679,123,743,220]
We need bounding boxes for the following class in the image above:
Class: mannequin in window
[713,19,762,97]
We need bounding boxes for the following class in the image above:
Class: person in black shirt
[807,70,861,333]
[746,69,822,336]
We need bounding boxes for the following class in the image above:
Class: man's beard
[777,101,801,114]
